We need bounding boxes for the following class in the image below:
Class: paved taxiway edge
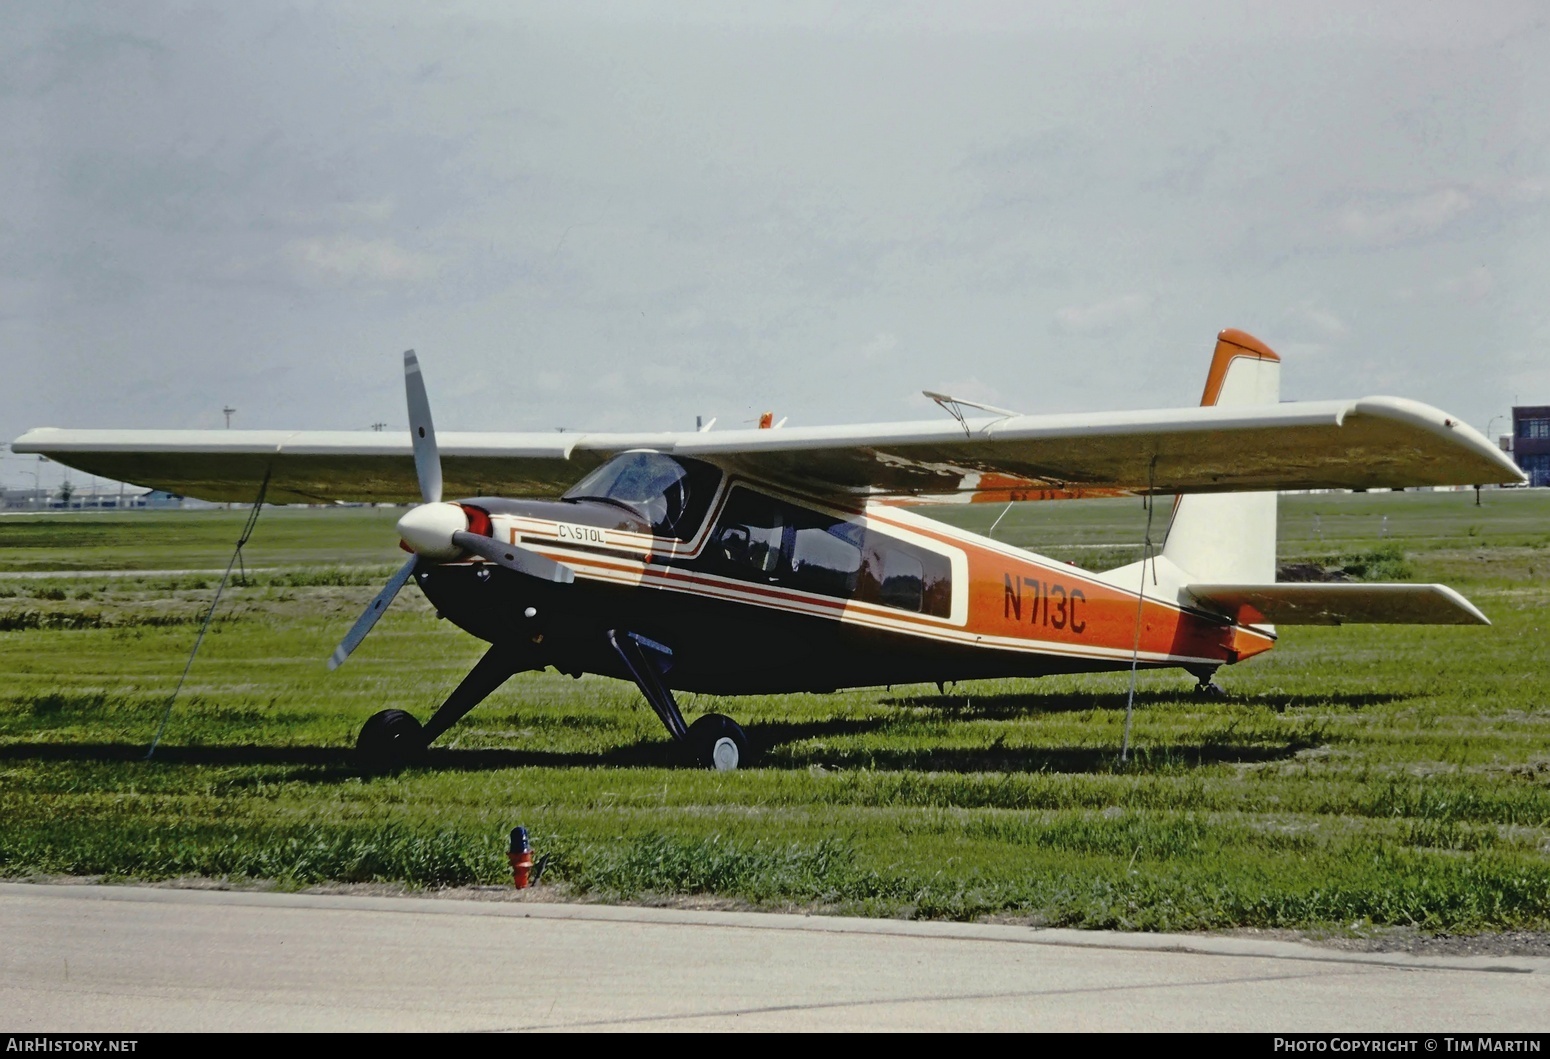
[4,880,1543,976]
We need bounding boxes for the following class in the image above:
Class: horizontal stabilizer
[1186,582,1489,626]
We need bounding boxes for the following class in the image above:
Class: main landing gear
[608,629,753,770]
[356,709,426,770]
[355,642,532,772]
[353,632,753,772]
[686,713,751,771]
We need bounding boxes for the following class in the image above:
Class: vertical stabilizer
[1160,329,1280,584]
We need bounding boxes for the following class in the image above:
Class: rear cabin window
[707,487,951,617]
[874,548,925,612]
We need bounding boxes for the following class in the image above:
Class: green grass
[1,489,1548,933]
[0,507,405,571]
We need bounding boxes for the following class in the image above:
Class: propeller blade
[328,556,419,670]
[452,530,576,584]
[404,349,442,505]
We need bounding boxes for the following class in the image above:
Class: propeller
[327,350,574,671]
[404,350,442,504]
[328,556,417,670]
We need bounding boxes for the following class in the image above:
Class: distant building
[1512,405,1550,486]
[1,487,150,511]
[0,488,49,511]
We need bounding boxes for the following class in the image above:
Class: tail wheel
[356,708,427,771]
[686,713,752,771]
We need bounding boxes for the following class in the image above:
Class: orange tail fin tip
[1201,329,1281,407]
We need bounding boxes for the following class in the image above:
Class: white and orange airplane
[12,330,1524,770]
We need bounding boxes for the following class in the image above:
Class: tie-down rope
[146,469,271,759]
[1120,456,1158,764]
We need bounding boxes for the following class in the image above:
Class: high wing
[10,428,635,505]
[12,394,1523,506]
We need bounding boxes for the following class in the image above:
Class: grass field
[1,489,1547,934]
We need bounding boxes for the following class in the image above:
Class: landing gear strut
[354,642,532,772]
[609,629,753,770]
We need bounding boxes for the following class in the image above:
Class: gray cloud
[1053,294,1154,336]
[1335,188,1475,247]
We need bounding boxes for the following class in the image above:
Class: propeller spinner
[327,351,574,671]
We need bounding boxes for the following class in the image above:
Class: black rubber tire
[355,708,427,771]
[685,713,752,771]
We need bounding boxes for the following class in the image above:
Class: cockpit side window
[562,452,722,539]
[707,486,951,616]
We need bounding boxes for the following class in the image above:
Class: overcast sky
[4,1,1547,490]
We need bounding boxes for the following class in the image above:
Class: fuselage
[412,453,1274,695]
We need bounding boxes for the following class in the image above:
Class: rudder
[1160,329,1281,584]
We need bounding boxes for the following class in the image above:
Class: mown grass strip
[0,490,1547,933]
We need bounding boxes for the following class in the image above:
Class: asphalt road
[1,883,1545,1033]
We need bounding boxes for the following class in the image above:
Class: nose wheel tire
[356,708,427,771]
[686,713,752,771]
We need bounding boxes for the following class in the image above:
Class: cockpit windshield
[562,452,722,539]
